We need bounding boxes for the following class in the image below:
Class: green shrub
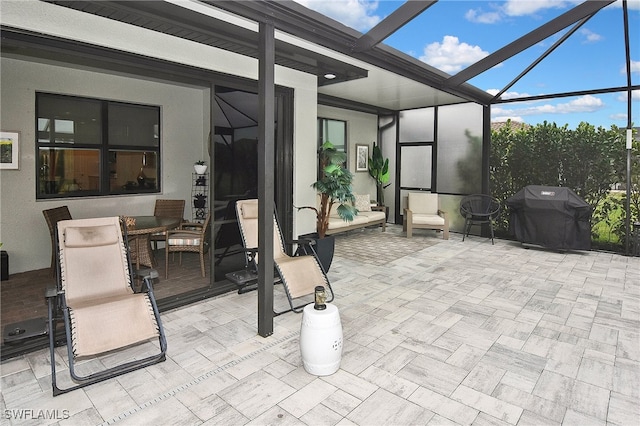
[490,121,638,252]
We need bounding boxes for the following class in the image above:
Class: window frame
[35,92,161,199]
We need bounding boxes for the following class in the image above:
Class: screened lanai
[1,0,638,339]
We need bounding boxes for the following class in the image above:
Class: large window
[36,93,160,198]
[318,118,346,152]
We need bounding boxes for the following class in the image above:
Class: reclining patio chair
[235,199,333,315]
[47,216,167,396]
[213,199,245,265]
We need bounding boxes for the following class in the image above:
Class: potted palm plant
[297,141,357,271]
[368,142,391,207]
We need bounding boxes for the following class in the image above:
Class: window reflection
[109,150,158,192]
[38,148,100,194]
[36,93,160,198]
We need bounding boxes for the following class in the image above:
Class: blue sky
[295,0,640,129]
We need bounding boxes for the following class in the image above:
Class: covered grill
[506,185,592,250]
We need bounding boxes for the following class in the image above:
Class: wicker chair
[150,199,185,250]
[43,206,72,276]
[165,213,211,278]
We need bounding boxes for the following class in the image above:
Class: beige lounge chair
[47,216,167,396]
[403,192,449,239]
[235,199,333,315]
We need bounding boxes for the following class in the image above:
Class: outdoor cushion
[357,211,385,221]
[354,194,371,212]
[412,213,445,226]
[327,214,368,229]
[64,225,119,248]
[167,234,201,246]
[408,192,438,214]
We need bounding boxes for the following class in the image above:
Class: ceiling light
[323,73,336,80]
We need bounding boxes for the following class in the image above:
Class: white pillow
[354,194,371,212]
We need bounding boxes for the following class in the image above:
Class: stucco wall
[317,105,378,202]
[0,0,318,273]
[0,57,206,273]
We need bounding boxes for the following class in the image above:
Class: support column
[257,21,275,337]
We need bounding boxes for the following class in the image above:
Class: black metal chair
[459,194,501,244]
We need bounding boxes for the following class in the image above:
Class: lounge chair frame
[235,199,334,316]
[47,217,167,396]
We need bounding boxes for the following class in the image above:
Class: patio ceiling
[2,0,635,114]
[19,0,489,112]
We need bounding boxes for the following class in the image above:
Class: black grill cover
[506,185,592,250]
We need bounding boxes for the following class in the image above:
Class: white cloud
[493,115,525,123]
[419,36,489,74]
[579,28,602,43]
[612,0,640,11]
[609,113,628,121]
[465,8,502,24]
[621,60,640,74]
[486,89,534,99]
[491,95,605,119]
[466,0,584,24]
[503,0,574,17]
[616,90,640,102]
[293,0,381,32]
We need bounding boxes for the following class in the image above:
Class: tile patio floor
[1,225,639,425]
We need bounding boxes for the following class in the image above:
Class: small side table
[299,303,343,376]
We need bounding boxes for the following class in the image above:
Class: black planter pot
[297,233,335,272]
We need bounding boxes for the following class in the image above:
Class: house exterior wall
[0,0,318,273]
[317,105,378,201]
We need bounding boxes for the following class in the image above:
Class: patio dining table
[125,216,182,269]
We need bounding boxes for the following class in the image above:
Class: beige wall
[317,105,378,202]
[0,57,206,273]
[0,0,318,273]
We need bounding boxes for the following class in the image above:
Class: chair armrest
[45,285,60,299]
[290,238,315,246]
[179,221,204,230]
[371,205,385,212]
[139,276,157,293]
[438,209,450,226]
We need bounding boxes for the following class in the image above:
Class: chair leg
[199,250,205,277]
[462,219,469,241]
[165,247,169,279]
[490,222,495,245]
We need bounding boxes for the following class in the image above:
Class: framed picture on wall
[0,131,20,170]
[356,144,369,172]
